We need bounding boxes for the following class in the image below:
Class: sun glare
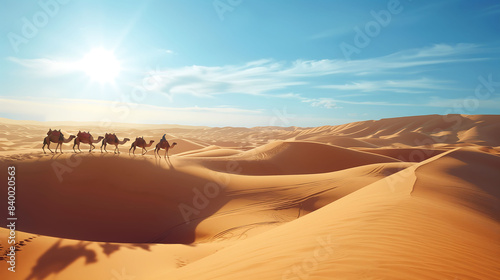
[79,48,121,83]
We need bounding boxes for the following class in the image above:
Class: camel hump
[49,130,63,139]
[79,131,91,139]
[136,137,146,145]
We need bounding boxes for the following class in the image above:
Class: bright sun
[79,48,121,83]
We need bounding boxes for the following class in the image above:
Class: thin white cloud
[150,43,486,98]
[8,43,485,85]
[6,43,492,110]
[7,57,79,76]
[299,95,500,109]
[302,98,338,109]
[318,78,458,94]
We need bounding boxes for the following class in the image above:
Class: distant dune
[0,114,499,280]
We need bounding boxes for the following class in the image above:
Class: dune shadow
[26,240,97,280]
[15,155,227,245]
[99,242,152,257]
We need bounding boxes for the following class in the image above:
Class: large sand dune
[0,114,499,279]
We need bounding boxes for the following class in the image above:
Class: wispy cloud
[6,43,491,109]
[6,57,79,76]
[146,43,486,99]
[156,48,176,55]
[8,43,484,84]
[302,98,338,109]
[298,95,500,109]
[318,78,458,94]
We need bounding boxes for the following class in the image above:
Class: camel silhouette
[129,136,155,155]
[100,133,130,154]
[154,138,177,159]
[26,240,96,280]
[42,129,76,154]
[73,131,103,153]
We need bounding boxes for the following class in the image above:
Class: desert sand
[0,114,499,280]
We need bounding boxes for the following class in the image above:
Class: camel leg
[43,138,53,154]
[59,142,63,154]
[74,140,82,153]
[89,143,94,152]
[165,148,168,159]
[129,145,135,155]
[142,147,147,155]
[115,145,120,154]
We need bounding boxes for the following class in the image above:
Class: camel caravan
[42,129,177,158]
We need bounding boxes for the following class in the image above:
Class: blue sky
[1,0,499,127]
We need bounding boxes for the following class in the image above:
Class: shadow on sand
[26,240,96,280]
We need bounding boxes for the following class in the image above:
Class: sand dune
[158,149,500,280]
[359,148,447,162]
[0,114,499,279]
[177,141,400,176]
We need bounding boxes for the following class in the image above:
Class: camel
[154,138,177,159]
[73,131,104,153]
[129,137,155,155]
[100,133,130,154]
[42,129,76,154]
